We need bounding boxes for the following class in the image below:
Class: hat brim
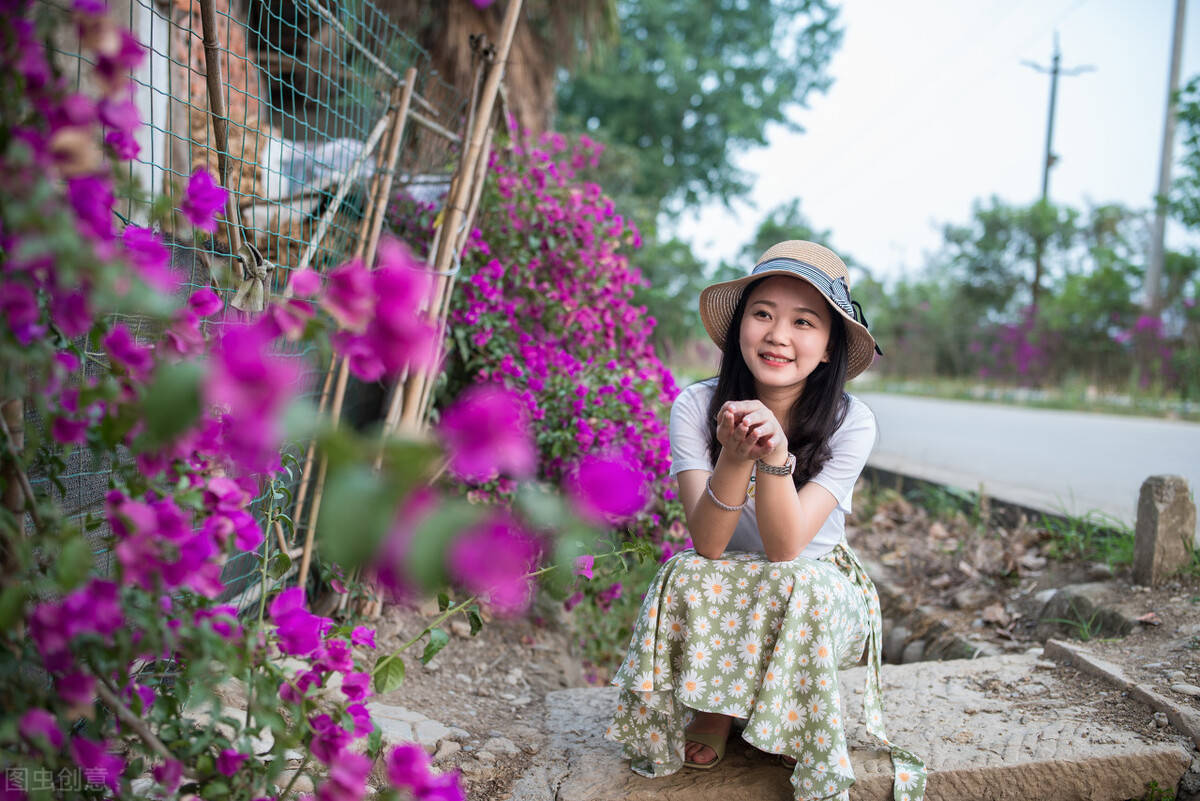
[699,270,878,381]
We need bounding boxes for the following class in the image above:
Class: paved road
[857,392,1200,531]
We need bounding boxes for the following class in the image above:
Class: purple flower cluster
[324,237,439,381]
[386,743,464,801]
[399,132,677,539]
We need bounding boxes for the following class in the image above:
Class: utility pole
[1146,0,1187,315]
[1023,34,1094,309]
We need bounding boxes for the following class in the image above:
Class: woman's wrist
[760,439,791,466]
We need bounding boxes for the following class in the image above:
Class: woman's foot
[684,711,733,766]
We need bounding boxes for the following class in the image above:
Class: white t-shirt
[668,378,876,559]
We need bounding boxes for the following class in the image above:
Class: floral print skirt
[605,544,925,801]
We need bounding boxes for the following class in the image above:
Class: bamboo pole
[298,72,417,587]
[399,0,524,433]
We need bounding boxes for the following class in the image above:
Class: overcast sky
[671,0,1200,285]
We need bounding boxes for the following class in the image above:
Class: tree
[1170,74,1200,230]
[555,0,841,214]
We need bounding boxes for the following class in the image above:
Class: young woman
[605,241,926,801]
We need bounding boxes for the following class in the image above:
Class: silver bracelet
[705,475,747,512]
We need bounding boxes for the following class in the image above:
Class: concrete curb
[1045,638,1200,748]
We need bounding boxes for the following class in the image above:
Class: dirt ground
[847,480,1200,712]
[370,595,586,800]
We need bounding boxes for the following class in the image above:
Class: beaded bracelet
[705,475,747,512]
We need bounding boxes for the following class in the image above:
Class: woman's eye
[754,310,770,319]
[794,318,811,327]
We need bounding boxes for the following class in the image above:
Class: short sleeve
[807,396,876,511]
[669,381,716,477]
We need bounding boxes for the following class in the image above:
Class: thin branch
[0,408,42,531]
[95,676,196,778]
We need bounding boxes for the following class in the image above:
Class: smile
[759,353,793,366]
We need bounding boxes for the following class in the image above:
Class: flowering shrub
[0,3,647,797]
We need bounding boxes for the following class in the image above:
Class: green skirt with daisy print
[605,544,926,801]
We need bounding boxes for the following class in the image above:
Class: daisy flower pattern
[606,548,926,801]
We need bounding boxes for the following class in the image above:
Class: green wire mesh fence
[35,0,468,611]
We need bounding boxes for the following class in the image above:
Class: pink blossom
[1,281,43,345]
[385,743,431,789]
[447,516,540,614]
[57,671,95,706]
[316,751,371,801]
[310,714,352,764]
[345,703,373,736]
[566,456,647,523]
[153,759,183,793]
[341,671,370,702]
[270,588,331,657]
[188,287,223,316]
[315,638,354,673]
[122,225,172,289]
[279,669,322,704]
[68,174,115,242]
[217,748,248,776]
[562,591,584,612]
[70,737,125,793]
[51,290,91,337]
[351,626,376,649]
[573,555,594,580]
[180,168,227,232]
[322,259,373,330]
[288,268,321,297]
[19,709,62,750]
[437,384,536,481]
[100,96,140,160]
[102,324,153,380]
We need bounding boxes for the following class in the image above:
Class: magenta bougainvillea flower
[70,737,125,793]
[566,455,647,523]
[315,638,354,673]
[216,748,247,777]
[288,268,321,298]
[573,555,594,579]
[1,281,44,345]
[317,751,372,801]
[345,703,373,736]
[68,173,115,242]
[386,743,464,801]
[99,96,140,160]
[122,224,172,290]
[351,626,377,649]
[102,324,153,380]
[309,713,352,764]
[322,258,372,331]
[180,168,226,232]
[56,672,95,707]
[269,588,332,657]
[437,383,536,481]
[152,759,183,793]
[340,672,370,702]
[188,287,223,317]
[19,709,62,750]
[447,515,540,613]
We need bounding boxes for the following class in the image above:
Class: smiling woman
[604,241,926,801]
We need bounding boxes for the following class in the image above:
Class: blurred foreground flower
[447,515,540,614]
[438,383,536,481]
[566,455,647,524]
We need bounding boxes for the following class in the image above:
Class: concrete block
[1133,475,1197,586]
[513,655,1192,801]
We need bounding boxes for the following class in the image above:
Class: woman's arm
[676,444,756,559]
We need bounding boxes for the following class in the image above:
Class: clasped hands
[715,400,788,463]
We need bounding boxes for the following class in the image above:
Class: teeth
[762,355,791,364]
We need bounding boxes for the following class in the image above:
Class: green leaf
[372,655,406,694]
[316,465,400,569]
[0,585,27,632]
[436,592,450,612]
[134,361,204,451]
[56,535,93,591]
[367,726,383,757]
[514,483,571,532]
[404,499,484,592]
[420,628,449,665]
[467,605,483,637]
[267,551,292,580]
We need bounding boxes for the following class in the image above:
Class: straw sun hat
[698,240,881,380]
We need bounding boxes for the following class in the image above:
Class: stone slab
[512,654,1192,801]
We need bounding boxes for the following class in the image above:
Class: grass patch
[1039,509,1135,566]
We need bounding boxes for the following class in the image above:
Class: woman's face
[738,276,833,399]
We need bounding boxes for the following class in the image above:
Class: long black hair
[705,277,850,490]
